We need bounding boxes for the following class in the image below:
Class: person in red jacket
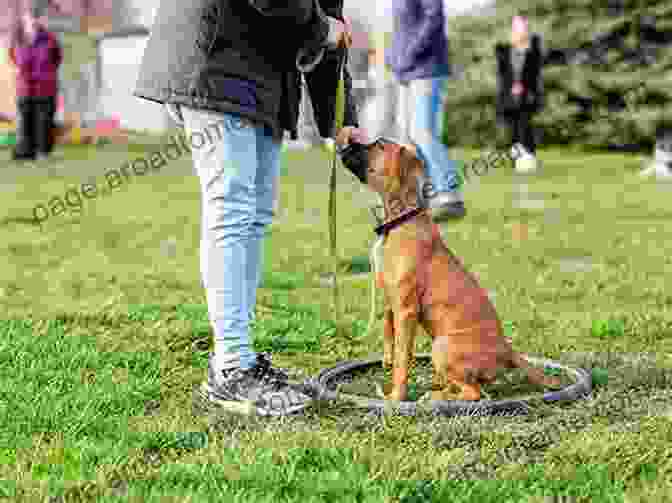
[8,5,62,162]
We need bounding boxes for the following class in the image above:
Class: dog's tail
[510,352,562,388]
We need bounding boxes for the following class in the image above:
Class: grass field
[1,139,672,502]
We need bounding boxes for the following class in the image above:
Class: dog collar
[374,206,427,237]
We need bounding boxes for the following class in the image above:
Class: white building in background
[96,27,173,133]
[95,0,172,133]
[111,0,159,30]
[45,0,170,133]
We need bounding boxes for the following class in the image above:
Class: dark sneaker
[194,353,312,417]
[429,191,466,222]
[11,152,36,161]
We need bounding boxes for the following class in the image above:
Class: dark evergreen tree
[443,0,672,152]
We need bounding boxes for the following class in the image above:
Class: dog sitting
[339,135,562,402]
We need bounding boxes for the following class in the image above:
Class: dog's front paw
[545,376,563,389]
[385,386,408,402]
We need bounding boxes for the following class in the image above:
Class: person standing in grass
[387,0,466,221]
[343,14,373,121]
[134,0,364,417]
[495,15,545,173]
[8,4,62,162]
[361,4,403,142]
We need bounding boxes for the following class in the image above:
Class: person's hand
[335,126,369,148]
[329,16,353,49]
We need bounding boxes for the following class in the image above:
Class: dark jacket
[495,34,544,115]
[385,0,451,83]
[133,0,357,140]
[9,26,62,98]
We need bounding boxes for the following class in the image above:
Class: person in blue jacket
[386,0,466,221]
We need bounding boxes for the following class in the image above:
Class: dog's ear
[401,145,425,180]
[383,144,404,194]
[399,145,426,187]
[399,146,427,206]
[399,143,417,157]
[382,144,424,196]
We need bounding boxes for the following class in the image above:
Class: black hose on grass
[302,354,593,417]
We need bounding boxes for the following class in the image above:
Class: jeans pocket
[226,115,256,132]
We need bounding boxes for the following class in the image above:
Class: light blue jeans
[181,106,282,370]
[402,77,462,194]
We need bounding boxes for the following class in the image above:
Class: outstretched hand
[330,16,353,49]
[335,126,369,148]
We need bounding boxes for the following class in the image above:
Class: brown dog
[364,141,561,402]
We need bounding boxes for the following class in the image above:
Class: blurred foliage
[443,0,672,150]
[57,32,97,85]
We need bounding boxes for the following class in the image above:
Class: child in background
[495,15,545,173]
[9,4,62,162]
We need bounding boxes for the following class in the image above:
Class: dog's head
[340,138,425,190]
[339,138,426,219]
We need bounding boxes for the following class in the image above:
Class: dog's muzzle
[336,137,397,184]
[337,141,369,184]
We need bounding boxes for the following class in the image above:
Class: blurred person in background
[361,9,404,142]
[387,0,466,221]
[8,3,62,162]
[340,13,372,125]
[495,15,544,173]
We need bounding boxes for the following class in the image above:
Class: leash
[323,48,348,340]
[325,48,383,343]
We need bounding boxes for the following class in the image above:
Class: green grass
[1,142,672,501]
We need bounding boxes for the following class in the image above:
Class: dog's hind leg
[430,336,451,400]
[454,381,482,401]
[431,379,482,401]
[430,337,483,401]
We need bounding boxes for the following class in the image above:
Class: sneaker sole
[431,206,467,222]
[193,383,257,416]
[193,382,311,417]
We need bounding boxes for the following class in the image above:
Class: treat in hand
[336,126,369,148]
[337,16,353,48]
[330,16,353,49]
